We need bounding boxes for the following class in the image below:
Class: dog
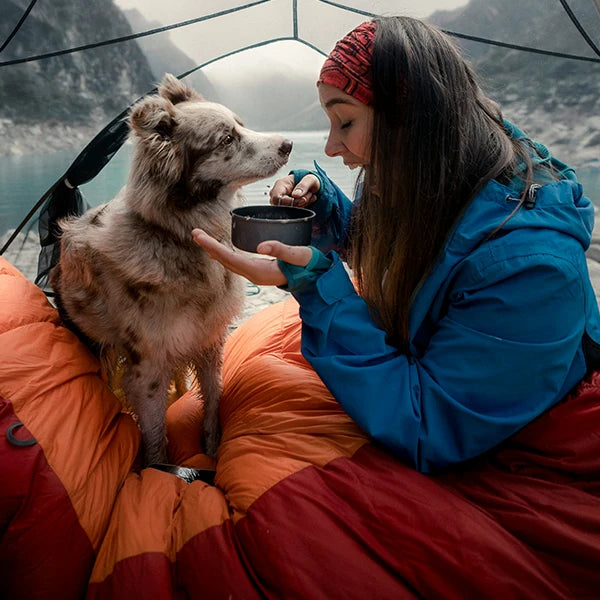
[50,73,293,465]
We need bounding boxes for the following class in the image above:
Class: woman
[192,16,600,472]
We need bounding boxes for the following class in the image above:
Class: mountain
[427,0,600,166]
[0,0,157,154]
[121,8,220,102]
[0,0,155,124]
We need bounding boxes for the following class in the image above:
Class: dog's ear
[129,96,183,182]
[158,73,204,105]
[129,95,176,140]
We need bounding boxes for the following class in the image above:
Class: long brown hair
[352,16,535,351]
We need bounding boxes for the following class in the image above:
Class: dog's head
[128,74,292,206]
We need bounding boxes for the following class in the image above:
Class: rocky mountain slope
[0,0,156,154]
[0,0,154,122]
[428,0,600,166]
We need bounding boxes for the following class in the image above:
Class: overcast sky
[113,0,470,85]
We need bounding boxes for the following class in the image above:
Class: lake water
[1,128,599,241]
[0,130,358,240]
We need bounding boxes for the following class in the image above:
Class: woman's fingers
[192,229,288,286]
[192,229,234,263]
[292,174,320,199]
[192,229,314,286]
[269,174,320,207]
[269,175,295,205]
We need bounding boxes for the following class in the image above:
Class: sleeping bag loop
[149,463,216,485]
[6,421,37,447]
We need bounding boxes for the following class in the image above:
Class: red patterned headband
[317,21,377,106]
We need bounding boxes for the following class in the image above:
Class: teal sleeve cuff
[277,246,333,293]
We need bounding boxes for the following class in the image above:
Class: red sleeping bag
[1,256,599,599]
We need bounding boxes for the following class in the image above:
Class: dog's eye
[221,135,234,146]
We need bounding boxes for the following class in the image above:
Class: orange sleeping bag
[2,256,600,599]
[0,257,139,599]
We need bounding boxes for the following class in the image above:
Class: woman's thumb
[256,241,313,267]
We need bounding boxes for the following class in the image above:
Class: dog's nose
[278,140,293,156]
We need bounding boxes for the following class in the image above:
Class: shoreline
[0,119,106,158]
[1,118,599,170]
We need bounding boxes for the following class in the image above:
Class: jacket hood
[448,177,594,258]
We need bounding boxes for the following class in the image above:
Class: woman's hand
[192,229,313,286]
[269,173,320,208]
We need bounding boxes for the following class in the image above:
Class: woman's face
[318,83,373,169]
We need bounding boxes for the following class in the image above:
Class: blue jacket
[290,139,600,473]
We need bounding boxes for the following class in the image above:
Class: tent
[1,1,600,598]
